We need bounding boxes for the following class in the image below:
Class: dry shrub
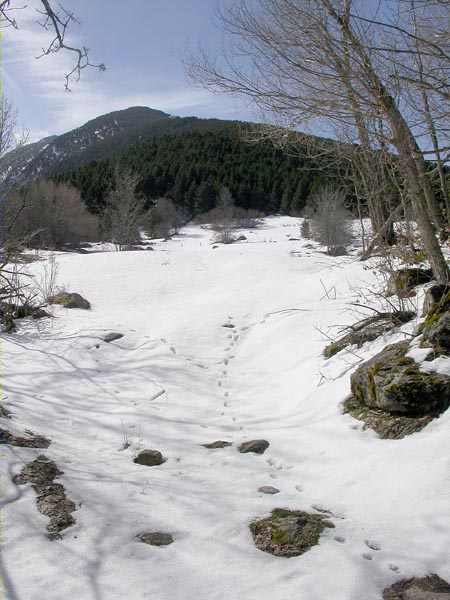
[6,181,99,249]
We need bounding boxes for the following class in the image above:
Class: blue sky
[4,0,258,141]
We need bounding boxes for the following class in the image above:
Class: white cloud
[4,1,257,140]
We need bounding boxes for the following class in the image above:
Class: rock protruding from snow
[201,440,232,449]
[48,292,91,309]
[13,455,76,538]
[13,454,61,485]
[422,312,450,354]
[258,486,280,495]
[422,284,450,317]
[351,341,450,415]
[222,323,235,329]
[347,341,450,438]
[103,332,124,343]
[137,532,174,546]
[250,508,334,557]
[382,574,450,599]
[239,440,270,454]
[0,427,50,448]
[133,449,165,466]
[386,268,433,298]
[420,289,450,355]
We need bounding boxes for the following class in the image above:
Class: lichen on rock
[350,341,450,416]
[249,508,334,557]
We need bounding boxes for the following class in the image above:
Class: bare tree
[187,0,449,283]
[307,186,353,255]
[104,168,145,251]
[145,198,178,240]
[1,0,105,89]
[6,181,98,249]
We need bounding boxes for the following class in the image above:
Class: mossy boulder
[249,508,334,558]
[421,312,450,354]
[48,292,91,310]
[383,574,450,599]
[422,285,450,317]
[420,287,450,354]
[350,341,450,416]
[343,395,436,439]
[386,268,433,298]
[324,312,415,359]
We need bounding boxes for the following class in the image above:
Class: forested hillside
[55,127,335,216]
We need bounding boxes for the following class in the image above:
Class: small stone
[258,486,280,495]
[134,449,165,467]
[239,440,270,454]
[103,332,124,343]
[202,441,232,449]
[137,532,174,546]
[32,308,51,320]
[222,323,235,329]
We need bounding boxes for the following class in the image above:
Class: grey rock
[13,456,76,536]
[250,508,334,557]
[137,532,174,546]
[32,308,52,320]
[202,440,232,449]
[258,486,280,495]
[13,455,62,486]
[422,312,450,354]
[103,332,124,343]
[48,292,91,310]
[383,574,450,600]
[422,284,450,317]
[134,449,165,466]
[350,341,450,416]
[0,427,50,449]
[222,323,235,329]
[239,440,270,454]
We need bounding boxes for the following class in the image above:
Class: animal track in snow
[388,564,399,573]
[365,540,381,551]
[362,553,373,561]
[334,536,346,543]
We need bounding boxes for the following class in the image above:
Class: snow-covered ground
[1,217,449,600]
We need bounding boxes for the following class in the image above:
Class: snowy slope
[1,217,449,600]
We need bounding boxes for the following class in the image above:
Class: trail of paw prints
[217,316,241,419]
